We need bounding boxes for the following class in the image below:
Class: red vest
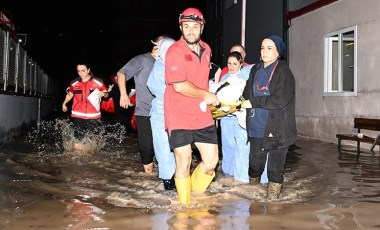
[69,77,107,119]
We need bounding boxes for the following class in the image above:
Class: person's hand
[204,92,220,106]
[98,91,105,98]
[120,94,131,109]
[62,104,68,112]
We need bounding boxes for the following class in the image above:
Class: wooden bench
[336,118,380,160]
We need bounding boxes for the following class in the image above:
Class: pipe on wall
[241,0,246,47]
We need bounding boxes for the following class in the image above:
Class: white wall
[288,0,380,143]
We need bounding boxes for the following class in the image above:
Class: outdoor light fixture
[16,33,27,45]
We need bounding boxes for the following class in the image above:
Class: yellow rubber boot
[191,165,215,191]
[175,177,191,205]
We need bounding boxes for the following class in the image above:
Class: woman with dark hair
[62,61,109,151]
[243,35,297,199]
[218,51,253,185]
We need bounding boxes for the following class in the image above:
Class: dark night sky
[1,0,207,87]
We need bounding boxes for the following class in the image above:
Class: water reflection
[65,195,106,229]
[219,199,250,229]
[0,118,380,229]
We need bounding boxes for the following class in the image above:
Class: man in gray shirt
[117,35,165,173]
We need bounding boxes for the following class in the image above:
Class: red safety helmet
[179,7,205,25]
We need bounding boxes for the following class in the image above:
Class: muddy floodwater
[0,118,380,230]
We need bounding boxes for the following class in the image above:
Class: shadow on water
[1,119,380,229]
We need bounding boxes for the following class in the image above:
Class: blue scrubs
[219,66,254,183]
[147,59,176,180]
[220,115,250,183]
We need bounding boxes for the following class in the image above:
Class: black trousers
[71,117,102,140]
[135,115,155,165]
[248,137,288,183]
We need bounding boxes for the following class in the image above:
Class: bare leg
[143,162,153,173]
[174,144,193,178]
[194,142,219,175]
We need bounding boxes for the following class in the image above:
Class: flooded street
[0,119,380,229]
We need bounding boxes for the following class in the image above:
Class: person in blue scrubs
[219,51,269,184]
[147,37,176,190]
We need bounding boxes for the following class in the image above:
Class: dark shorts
[168,125,218,150]
[71,117,102,139]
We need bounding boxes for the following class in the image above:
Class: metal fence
[0,28,56,97]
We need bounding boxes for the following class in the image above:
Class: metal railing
[0,27,55,97]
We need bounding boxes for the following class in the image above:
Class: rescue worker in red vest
[62,61,109,151]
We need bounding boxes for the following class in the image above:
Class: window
[324,26,357,96]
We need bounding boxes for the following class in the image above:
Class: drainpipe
[241,0,246,47]
[37,98,41,132]
[15,42,20,92]
[3,31,10,91]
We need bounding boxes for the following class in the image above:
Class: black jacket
[242,60,297,150]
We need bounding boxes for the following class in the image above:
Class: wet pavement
[0,118,380,229]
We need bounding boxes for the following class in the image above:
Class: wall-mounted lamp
[16,33,27,46]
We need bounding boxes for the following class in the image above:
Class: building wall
[288,0,380,143]
[205,0,224,67]
[0,20,57,145]
[206,0,284,67]
[222,1,243,64]
[245,0,284,64]
[0,95,55,144]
